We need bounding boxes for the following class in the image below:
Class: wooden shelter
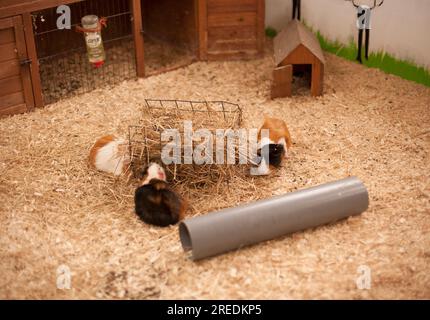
[0,0,265,116]
[271,19,325,98]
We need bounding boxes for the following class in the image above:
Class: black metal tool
[350,0,384,63]
[292,0,301,20]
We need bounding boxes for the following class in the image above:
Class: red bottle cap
[93,60,105,68]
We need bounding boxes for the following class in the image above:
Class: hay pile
[0,47,429,299]
[128,99,252,195]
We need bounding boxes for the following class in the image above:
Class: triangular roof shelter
[273,20,326,66]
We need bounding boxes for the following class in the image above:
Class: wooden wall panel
[207,12,257,28]
[1,91,25,109]
[208,38,256,51]
[0,27,15,44]
[0,15,34,116]
[205,0,264,60]
[0,75,23,97]
[0,104,28,116]
[208,25,256,41]
[207,0,257,13]
[0,59,20,78]
[0,42,18,61]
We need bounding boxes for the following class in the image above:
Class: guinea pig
[89,135,130,176]
[255,117,292,175]
[134,162,187,227]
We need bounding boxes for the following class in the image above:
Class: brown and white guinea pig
[255,117,292,175]
[134,162,187,227]
[89,135,130,176]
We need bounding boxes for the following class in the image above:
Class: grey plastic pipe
[179,176,368,260]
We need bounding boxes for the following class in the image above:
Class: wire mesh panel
[128,99,249,187]
[32,0,136,104]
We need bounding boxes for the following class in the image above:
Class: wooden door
[271,65,292,99]
[0,15,34,117]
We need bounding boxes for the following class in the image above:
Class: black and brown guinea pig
[255,117,292,175]
[134,162,187,227]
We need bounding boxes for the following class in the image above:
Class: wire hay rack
[128,99,251,188]
[143,99,242,129]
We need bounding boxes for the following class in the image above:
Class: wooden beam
[22,12,44,107]
[256,0,265,55]
[193,0,200,58]
[130,0,145,77]
[12,15,34,111]
[197,0,207,60]
[0,0,84,19]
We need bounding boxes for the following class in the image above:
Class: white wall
[265,0,430,69]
